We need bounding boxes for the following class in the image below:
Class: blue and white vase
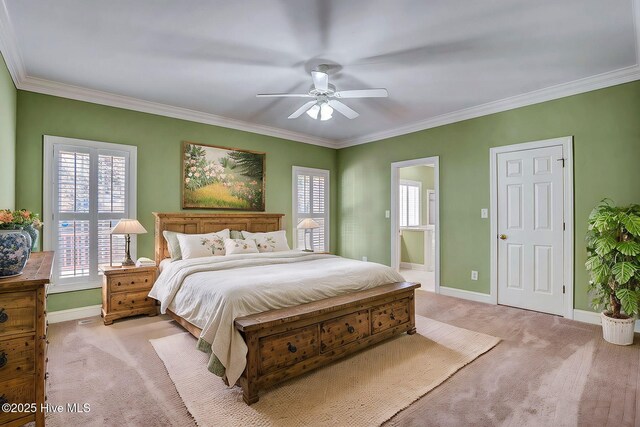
[0,230,32,278]
[23,224,39,252]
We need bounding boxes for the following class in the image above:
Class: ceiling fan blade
[333,89,388,98]
[256,93,313,98]
[311,71,329,91]
[288,101,318,119]
[327,100,359,119]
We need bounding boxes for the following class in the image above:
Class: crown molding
[0,0,25,83]
[335,64,640,148]
[1,0,640,150]
[18,76,338,148]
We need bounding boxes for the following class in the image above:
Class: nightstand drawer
[110,290,154,311]
[0,335,36,382]
[108,272,154,293]
[0,291,36,338]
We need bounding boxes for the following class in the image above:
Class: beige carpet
[151,315,500,427]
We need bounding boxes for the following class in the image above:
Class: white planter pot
[600,312,636,345]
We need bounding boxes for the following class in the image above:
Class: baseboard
[47,305,102,324]
[438,286,493,304]
[573,309,640,333]
[400,262,426,271]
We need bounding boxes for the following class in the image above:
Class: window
[292,167,329,252]
[399,180,421,227]
[43,136,137,291]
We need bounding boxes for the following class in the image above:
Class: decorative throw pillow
[224,238,259,255]
[241,230,290,253]
[230,230,244,240]
[162,230,183,260]
[175,229,231,259]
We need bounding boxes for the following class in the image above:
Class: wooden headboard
[153,212,284,265]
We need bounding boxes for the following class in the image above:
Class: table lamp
[110,219,147,266]
[296,218,320,252]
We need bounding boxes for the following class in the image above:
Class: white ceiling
[1,0,639,147]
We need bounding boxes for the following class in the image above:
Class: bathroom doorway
[391,157,439,293]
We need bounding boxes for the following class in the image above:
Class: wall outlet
[481,208,488,219]
[471,270,478,280]
[385,210,390,218]
[362,256,368,262]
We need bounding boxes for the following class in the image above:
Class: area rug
[150,315,500,427]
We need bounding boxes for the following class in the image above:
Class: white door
[497,145,565,315]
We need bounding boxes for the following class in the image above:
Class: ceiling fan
[256,66,388,121]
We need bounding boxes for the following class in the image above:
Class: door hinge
[563,285,566,294]
[563,222,566,231]
[557,158,565,167]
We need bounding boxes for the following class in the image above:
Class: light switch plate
[385,210,390,218]
[471,270,478,280]
[481,208,488,218]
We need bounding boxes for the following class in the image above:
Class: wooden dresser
[0,251,53,427]
[101,265,157,325]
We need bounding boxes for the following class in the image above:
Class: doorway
[391,157,440,293]
[490,137,574,318]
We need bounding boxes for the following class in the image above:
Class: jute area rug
[151,315,500,427]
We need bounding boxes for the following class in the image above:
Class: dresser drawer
[259,325,318,375]
[108,272,154,293]
[0,375,36,425]
[371,298,410,334]
[0,291,36,338]
[0,335,35,382]
[109,290,154,311]
[320,310,369,352]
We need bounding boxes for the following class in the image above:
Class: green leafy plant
[0,209,42,230]
[227,151,263,179]
[586,200,640,319]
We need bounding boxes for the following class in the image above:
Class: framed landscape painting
[181,141,265,211]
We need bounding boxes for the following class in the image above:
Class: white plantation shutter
[399,180,421,227]
[293,167,329,252]
[44,136,136,290]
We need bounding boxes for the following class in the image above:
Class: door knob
[499,234,507,240]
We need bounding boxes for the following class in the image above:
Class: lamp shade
[110,219,147,235]
[297,218,320,230]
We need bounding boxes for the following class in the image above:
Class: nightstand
[100,265,157,325]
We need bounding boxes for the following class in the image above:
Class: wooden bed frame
[152,212,420,404]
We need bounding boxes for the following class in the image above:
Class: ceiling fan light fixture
[320,102,333,121]
[306,103,320,119]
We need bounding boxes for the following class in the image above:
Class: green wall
[400,230,425,264]
[0,53,16,209]
[12,80,640,313]
[16,91,337,311]
[337,80,640,311]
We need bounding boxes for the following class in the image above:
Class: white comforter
[148,251,404,386]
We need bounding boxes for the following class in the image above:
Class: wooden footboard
[235,281,420,404]
[166,281,420,405]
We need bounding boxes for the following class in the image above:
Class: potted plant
[0,209,42,278]
[586,200,640,345]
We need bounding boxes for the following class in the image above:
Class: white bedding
[149,251,404,386]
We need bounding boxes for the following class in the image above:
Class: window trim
[399,179,422,228]
[291,166,330,252]
[43,135,137,293]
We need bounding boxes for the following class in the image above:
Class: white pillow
[241,230,290,253]
[176,229,230,259]
[224,238,259,255]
